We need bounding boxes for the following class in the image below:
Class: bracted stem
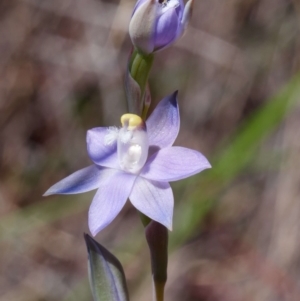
[127,49,154,117]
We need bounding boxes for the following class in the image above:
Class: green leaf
[84,234,130,301]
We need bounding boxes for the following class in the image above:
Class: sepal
[129,0,157,54]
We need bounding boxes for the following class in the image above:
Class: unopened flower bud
[129,0,194,54]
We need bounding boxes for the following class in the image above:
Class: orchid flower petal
[146,91,179,148]
[154,7,179,49]
[141,146,211,182]
[88,170,136,236]
[43,165,104,196]
[129,177,173,230]
[87,127,119,169]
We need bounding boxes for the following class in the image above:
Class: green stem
[129,49,154,116]
[130,50,154,95]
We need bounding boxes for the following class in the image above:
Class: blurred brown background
[1,0,300,300]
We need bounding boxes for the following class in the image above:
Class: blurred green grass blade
[171,72,300,247]
[0,194,90,242]
[211,75,300,182]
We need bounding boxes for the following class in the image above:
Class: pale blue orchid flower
[44,92,211,236]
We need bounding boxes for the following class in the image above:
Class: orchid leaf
[84,234,129,301]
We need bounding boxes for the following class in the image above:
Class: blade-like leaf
[84,234,129,301]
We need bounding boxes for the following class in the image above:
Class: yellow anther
[121,114,143,130]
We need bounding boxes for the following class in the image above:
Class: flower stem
[146,221,168,301]
[129,50,154,94]
[128,49,154,117]
[153,281,165,301]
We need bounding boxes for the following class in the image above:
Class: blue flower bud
[129,0,193,54]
